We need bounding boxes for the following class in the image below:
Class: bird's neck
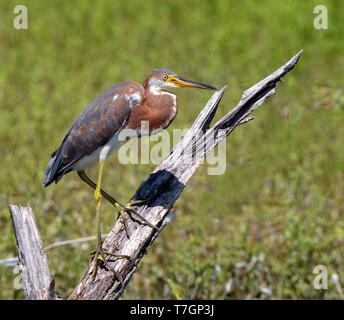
[143,87,178,132]
[146,85,163,99]
[145,87,175,109]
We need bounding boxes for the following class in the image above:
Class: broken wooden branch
[9,205,59,300]
[9,50,302,300]
[69,50,303,300]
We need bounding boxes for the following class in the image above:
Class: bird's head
[144,69,217,92]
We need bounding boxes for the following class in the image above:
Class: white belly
[70,133,125,172]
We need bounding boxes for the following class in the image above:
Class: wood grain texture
[9,205,59,300]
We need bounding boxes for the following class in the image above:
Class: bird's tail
[43,149,62,187]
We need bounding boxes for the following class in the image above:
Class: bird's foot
[114,198,158,239]
[90,245,131,283]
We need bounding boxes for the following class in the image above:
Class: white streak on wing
[125,92,142,108]
[112,94,119,102]
[130,92,141,107]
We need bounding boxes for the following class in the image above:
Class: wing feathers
[43,82,144,187]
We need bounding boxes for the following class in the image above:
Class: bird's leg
[90,162,130,283]
[78,171,157,239]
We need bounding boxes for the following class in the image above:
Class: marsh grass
[0,0,343,299]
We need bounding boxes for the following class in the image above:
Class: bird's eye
[162,75,168,81]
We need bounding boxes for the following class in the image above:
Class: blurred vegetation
[0,0,343,299]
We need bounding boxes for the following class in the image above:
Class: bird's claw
[90,246,131,283]
[114,198,157,239]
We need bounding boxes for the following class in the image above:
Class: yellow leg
[94,161,103,202]
[91,162,130,283]
[78,171,157,239]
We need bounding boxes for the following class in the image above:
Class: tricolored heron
[43,69,217,280]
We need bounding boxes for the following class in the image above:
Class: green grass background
[0,0,343,299]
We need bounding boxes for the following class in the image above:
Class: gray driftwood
[9,205,59,299]
[9,50,302,300]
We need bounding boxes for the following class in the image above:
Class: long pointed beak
[169,76,217,90]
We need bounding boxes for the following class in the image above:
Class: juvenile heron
[43,69,217,280]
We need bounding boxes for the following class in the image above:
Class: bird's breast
[126,90,177,136]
